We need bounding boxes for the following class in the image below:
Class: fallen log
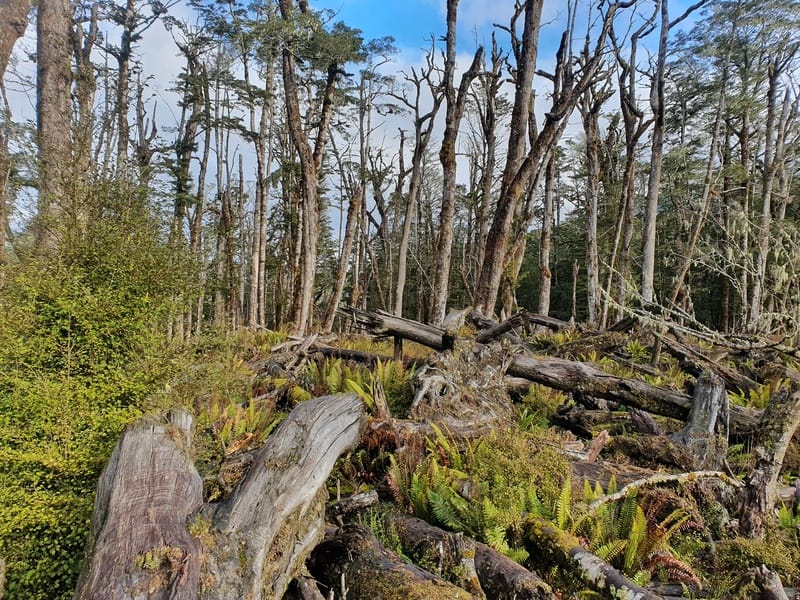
[658,336,759,394]
[307,523,477,599]
[349,309,761,437]
[75,394,366,600]
[388,514,555,600]
[524,517,661,600]
[507,354,759,438]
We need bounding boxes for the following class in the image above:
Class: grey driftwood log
[74,394,366,600]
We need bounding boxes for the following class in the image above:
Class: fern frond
[556,477,572,530]
[623,505,647,573]
[594,539,627,562]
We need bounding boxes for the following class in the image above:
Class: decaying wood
[348,308,456,351]
[74,409,204,600]
[525,517,660,600]
[659,336,759,393]
[76,394,366,600]
[326,490,380,520]
[752,564,791,600]
[587,470,743,511]
[390,514,485,598]
[508,354,760,438]
[739,389,800,538]
[408,342,514,430]
[389,514,555,600]
[308,523,477,599]
[206,394,366,599]
[669,371,729,470]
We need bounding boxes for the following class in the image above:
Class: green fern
[556,477,572,530]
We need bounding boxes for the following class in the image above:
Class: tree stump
[669,370,729,470]
[75,394,366,600]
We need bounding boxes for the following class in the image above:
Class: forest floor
[74,310,800,599]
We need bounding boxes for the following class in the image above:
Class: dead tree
[75,394,366,599]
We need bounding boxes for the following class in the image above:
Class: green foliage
[714,536,800,595]
[518,383,567,429]
[728,380,786,409]
[0,189,201,598]
[573,485,702,587]
[389,428,570,562]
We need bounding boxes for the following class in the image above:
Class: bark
[739,389,800,538]
[537,156,555,316]
[753,564,791,600]
[525,517,660,600]
[207,394,365,599]
[389,514,555,600]
[669,371,729,470]
[308,523,477,599]
[36,0,73,250]
[640,0,668,304]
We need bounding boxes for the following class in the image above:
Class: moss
[712,535,800,595]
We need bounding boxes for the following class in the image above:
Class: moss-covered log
[524,517,661,600]
[387,513,555,599]
[308,523,477,599]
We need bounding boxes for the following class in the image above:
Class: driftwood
[308,523,477,599]
[76,394,366,600]
[752,564,791,600]
[739,389,800,538]
[389,514,555,600]
[524,517,661,600]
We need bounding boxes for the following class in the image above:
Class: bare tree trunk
[36,0,73,250]
[431,0,483,325]
[392,53,443,317]
[0,0,31,266]
[748,56,795,332]
[538,158,555,316]
[640,0,668,304]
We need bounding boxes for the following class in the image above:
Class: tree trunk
[431,0,483,324]
[640,0,668,304]
[0,0,30,266]
[390,514,556,600]
[36,0,72,250]
[524,517,660,600]
[739,389,800,539]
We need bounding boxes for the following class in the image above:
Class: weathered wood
[206,393,366,599]
[76,395,366,600]
[74,409,204,600]
[752,564,791,600]
[507,354,760,437]
[739,390,800,538]
[669,371,729,470]
[389,514,555,600]
[349,308,455,351]
[308,523,477,599]
[524,517,661,600]
[659,336,759,394]
[326,490,380,520]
